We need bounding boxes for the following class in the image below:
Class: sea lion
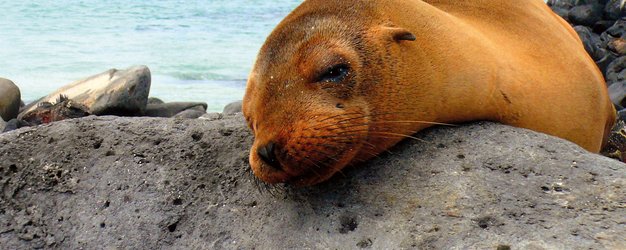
[242,0,616,186]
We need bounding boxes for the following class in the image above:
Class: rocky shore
[0,1,625,249]
[0,115,624,249]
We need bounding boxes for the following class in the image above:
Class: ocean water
[0,0,302,112]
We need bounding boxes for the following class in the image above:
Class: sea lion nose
[257,142,282,171]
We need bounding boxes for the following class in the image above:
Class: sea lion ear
[389,28,416,42]
[377,26,416,42]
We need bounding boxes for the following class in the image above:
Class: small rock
[568,4,604,26]
[173,109,206,119]
[600,118,626,161]
[608,80,626,106]
[608,38,626,55]
[2,118,32,133]
[144,102,207,118]
[618,108,626,121]
[147,97,164,105]
[604,18,626,39]
[19,65,151,117]
[606,56,626,85]
[595,49,618,77]
[222,100,243,115]
[547,0,577,10]
[552,6,572,20]
[199,112,223,121]
[0,78,21,121]
[604,0,626,20]
[592,20,616,33]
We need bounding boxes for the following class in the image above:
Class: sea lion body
[243,0,616,186]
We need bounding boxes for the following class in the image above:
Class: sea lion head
[243,1,420,186]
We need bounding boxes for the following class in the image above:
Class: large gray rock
[0,78,21,121]
[19,66,151,117]
[0,115,623,249]
[0,118,5,132]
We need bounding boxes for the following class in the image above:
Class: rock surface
[0,78,21,121]
[0,115,623,249]
[19,66,151,117]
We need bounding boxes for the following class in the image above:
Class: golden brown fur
[242,0,616,186]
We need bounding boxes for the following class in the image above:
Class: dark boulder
[604,0,626,20]
[569,4,605,26]
[593,19,616,33]
[607,56,626,85]
[608,80,626,106]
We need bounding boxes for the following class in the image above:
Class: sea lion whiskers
[323,128,430,144]
[305,113,368,131]
[308,132,396,160]
[367,132,429,143]
[367,120,456,127]
[244,165,283,195]
[308,111,452,132]
[304,111,415,131]
[320,120,456,133]
[314,111,365,124]
[300,156,324,176]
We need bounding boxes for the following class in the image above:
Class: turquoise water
[0,0,302,111]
